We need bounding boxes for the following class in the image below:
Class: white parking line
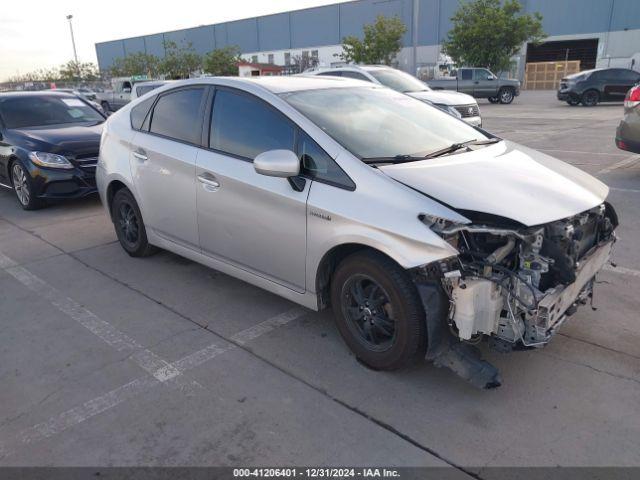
[0,252,194,388]
[535,148,628,157]
[0,307,307,459]
[597,155,640,174]
[610,187,640,194]
[604,264,640,278]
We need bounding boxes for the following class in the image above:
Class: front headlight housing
[28,152,74,169]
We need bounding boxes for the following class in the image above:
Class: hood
[380,140,609,227]
[7,123,103,157]
[407,90,477,106]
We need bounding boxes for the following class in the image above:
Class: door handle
[197,173,220,190]
[133,151,148,161]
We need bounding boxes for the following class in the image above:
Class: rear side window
[461,70,472,80]
[210,89,295,160]
[318,71,342,77]
[149,88,205,144]
[299,131,355,190]
[130,96,156,131]
[340,71,369,81]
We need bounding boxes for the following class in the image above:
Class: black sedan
[557,68,640,107]
[0,91,105,209]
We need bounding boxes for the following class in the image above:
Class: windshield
[0,95,104,129]
[284,86,490,159]
[368,69,430,93]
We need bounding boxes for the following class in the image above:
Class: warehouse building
[95,0,640,82]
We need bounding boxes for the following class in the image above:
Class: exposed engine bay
[416,203,618,388]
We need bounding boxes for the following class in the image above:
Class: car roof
[0,90,77,99]
[162,75,373,94]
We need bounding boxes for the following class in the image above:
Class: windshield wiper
[424,138,501,159]
[361,138,501,165]
[360,154,426,165]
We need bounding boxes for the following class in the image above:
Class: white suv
[307,65,482,127]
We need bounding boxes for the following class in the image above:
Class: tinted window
[136,85,160,97]
[210,89,295,159]
[0,95,104,129]
[285,86,490,159]
[340,71,370,81]
[617,70,640,82]
[318,71,342,77]
[461,70,473,80]
[149,88,205,144]
[299,132,354,189]
[130,96,156,131]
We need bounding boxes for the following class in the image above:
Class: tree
[159,41,202,79]
[443,0,545,74]
[202,46,241,76]
[109,53,160,78]
[338,15,406,65]
[59,61,99,81]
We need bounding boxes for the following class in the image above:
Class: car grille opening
[454,104,480,118]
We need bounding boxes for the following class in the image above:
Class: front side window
[368,69,429,93]
[299,131,354,189]
[149,87,205,144]
[0,95,104,129]
[210,89,295,159]
[474,69,493,81]
[284,86,490,160]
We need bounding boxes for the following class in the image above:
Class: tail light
[624,85,640,109]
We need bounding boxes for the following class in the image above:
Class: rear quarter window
[130,96,156,131]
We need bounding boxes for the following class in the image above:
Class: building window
[251,55,258,63]
[284,52,291,66]
[268,54,274,64]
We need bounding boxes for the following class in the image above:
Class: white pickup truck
[96,77,138,113]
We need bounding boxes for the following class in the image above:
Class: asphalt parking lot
[1,90,639,474]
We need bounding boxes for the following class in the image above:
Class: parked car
[0,91,105,209]
[130,81,172,100]
[98,77,617,388]
[96,78,134,113]
[52,88,106,114]
[427,67,521,104]
[616,84,640,153]
[558,68,640,106]
[307,65,482,126]
[74,87,98,101]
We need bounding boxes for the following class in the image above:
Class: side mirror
[254,149,300,178]
[488,75,496,80]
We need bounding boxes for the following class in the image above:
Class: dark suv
[557,68,640,106]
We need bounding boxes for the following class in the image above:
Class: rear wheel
[581,90,599,107]
[111,188,157,257]
[330,251,427,370]
[10,160,44,210]
[498,87,515,104]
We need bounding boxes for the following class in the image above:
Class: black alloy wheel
[581,90,599,107]
[111,188,157,257]
[341,274,396,352]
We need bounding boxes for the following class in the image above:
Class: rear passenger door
[195,88,309,291]
[129,86,208,249]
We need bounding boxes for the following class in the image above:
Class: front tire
[10,160,44,210]
[566,95,580,106]
[111,188,157,257]
[330,251,427,370]
[498,87,515,104]
[581,90,599,107]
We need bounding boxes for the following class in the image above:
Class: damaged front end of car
[413,203,618,389]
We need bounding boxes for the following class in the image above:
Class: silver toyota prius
[97,76,617,388]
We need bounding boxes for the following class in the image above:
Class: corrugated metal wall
[95,0,640,70]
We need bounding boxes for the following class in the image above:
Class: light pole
[66,15,79,63]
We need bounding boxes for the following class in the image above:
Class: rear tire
[498,87,515,104]
[10,160,45,210]
[111,188,157,257]
[330,250,427,370]
[581,90,599,107]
